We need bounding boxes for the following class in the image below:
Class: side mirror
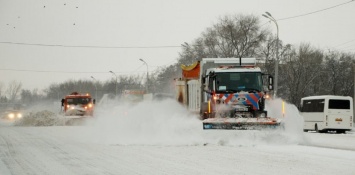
[61,99,64,107]
[268,76,274,90]
[206,90,213,95]
[93,99,96,104]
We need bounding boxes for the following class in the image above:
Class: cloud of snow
[266,98,305,144]
[85,99,203,145]
[79,97,306,147]
[8,96,306,147]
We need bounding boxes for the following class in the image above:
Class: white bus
[300,95,353,133]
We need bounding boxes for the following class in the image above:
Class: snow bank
[14,110,64,126]
[79,98,305,147]
[10,97,306,147]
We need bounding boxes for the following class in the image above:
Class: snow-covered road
[1,125,355,175]
[0,99,354,175]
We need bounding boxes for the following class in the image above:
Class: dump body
[176,58,281,130]
[61,92,95,117]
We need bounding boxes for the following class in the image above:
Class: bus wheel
[337,130,346,134]
[315,124,325,133]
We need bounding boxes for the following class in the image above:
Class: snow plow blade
[202,118,282,130]
[61,115,93,125]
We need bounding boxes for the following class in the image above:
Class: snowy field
[0,99,355,175]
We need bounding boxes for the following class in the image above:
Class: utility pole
[263,12,279,98]
[109,71,118,97]
[139,58,149,93]
[90,76,98,100]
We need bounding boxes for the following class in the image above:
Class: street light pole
[263,12,279,98]
[109,71,118,97]
[90,76,98,100]
[139,58,149,93]
[353,63,355,121]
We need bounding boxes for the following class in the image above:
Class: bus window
[328,100,350,109]
[301,99,324,112]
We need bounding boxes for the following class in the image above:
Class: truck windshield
[66,98,91,105]
[214,72,263,93]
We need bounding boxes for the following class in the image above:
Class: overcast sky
[0,0,354,91]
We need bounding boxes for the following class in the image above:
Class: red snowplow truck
[61,92,95,117]
[176,58,282,130]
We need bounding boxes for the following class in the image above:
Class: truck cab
[176,58,280,130]
[61,92,95,116]
[203,66,271,119]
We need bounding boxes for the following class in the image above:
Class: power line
[339,47,355,52]
[0,68,150,74]
[277,0,354,21]
[0,41,182,49]
[333,39,355,48]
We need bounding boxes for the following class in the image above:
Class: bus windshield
[214,72,263,93]
[66,98,91,105]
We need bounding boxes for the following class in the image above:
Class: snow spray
[84,98,306,146]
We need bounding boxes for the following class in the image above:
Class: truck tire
[200,102,209,120]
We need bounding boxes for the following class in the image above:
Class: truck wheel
[200,102,209,120]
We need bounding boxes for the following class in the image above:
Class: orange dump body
[181,61,200,79]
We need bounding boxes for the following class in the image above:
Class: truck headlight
[265,94,270,99]
[17,113,22,118]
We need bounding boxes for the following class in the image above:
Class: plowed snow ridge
[74,98,306,146]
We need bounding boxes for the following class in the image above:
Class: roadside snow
[1,98,354,174]
[13,110,64,126]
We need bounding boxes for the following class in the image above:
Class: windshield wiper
[222,89,241,93]
[242,88,261,93]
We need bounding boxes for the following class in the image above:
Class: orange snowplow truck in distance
[61,92,95,116]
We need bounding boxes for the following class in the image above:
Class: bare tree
[6,81,22,102]
[21,88,44,104]
[214,14,268,58]
[281,43,324,104]
[151,64,180,94]
[178,14,269,65]
[0,82,4,99]
[320,51,354,96]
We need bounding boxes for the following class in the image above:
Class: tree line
[1,13,354,108]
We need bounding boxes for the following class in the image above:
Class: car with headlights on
[1,110,23,121]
